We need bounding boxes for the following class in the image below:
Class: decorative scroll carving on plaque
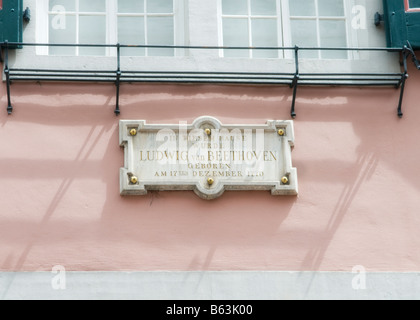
[119,116,297,199]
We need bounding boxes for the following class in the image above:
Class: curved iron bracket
[397,41,420,118]
[2,41,13,115]
[405,41,420,70]
[115,43,121,116]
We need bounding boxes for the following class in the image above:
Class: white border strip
[1,271,420,300]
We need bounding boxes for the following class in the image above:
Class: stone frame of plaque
[119,116,298,200]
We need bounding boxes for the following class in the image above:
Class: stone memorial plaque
[119,116,297,199]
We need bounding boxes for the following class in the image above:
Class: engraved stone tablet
[119,116,297,200]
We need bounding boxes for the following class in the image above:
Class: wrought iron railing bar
[299,73,403,77]
[119,74,293,79]
[10,69,297,77]
[1,41,411,117]
[8,75,398,84]
[10,72,116,77]
[8,77,116,82]
[0,41,405,52]
[8,77,293,84]
[10,69,402,79]
[300,77,401,81]
[10,68,116,74]
[9,73,295,81]
[122,71,296,76]
[120,79,293,84]
[298,83,401,86]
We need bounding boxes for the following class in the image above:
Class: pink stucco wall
[1,63,420,272]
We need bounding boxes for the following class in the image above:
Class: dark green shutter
[383,0,420,49]
[0,0,23,47]
[406,9,420,48]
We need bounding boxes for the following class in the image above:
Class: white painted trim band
[1,271,420,300]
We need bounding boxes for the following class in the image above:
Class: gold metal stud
[130,176,138,184]
[278,129,285,136]
[281,176,289,184]
[207,178,214,185]
[129,128,137,136]
[204,128,212,136]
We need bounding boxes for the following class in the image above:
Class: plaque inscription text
[120,116,297,199]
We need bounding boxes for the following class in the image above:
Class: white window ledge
[5,0,403,78]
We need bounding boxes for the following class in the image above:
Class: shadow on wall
[0,82,298,272]
[289,67,420,271]
[1,68,420,272]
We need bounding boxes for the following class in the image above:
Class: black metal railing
[1,41,418,117]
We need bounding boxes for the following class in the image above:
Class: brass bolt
[281,176,289,184]
[204,128,212,136]
[129,128,137,136]
[207,178,214,185]
[278,129,285,136]
[130,176,138,184]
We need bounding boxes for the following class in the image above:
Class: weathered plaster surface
[1,64,420,273]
